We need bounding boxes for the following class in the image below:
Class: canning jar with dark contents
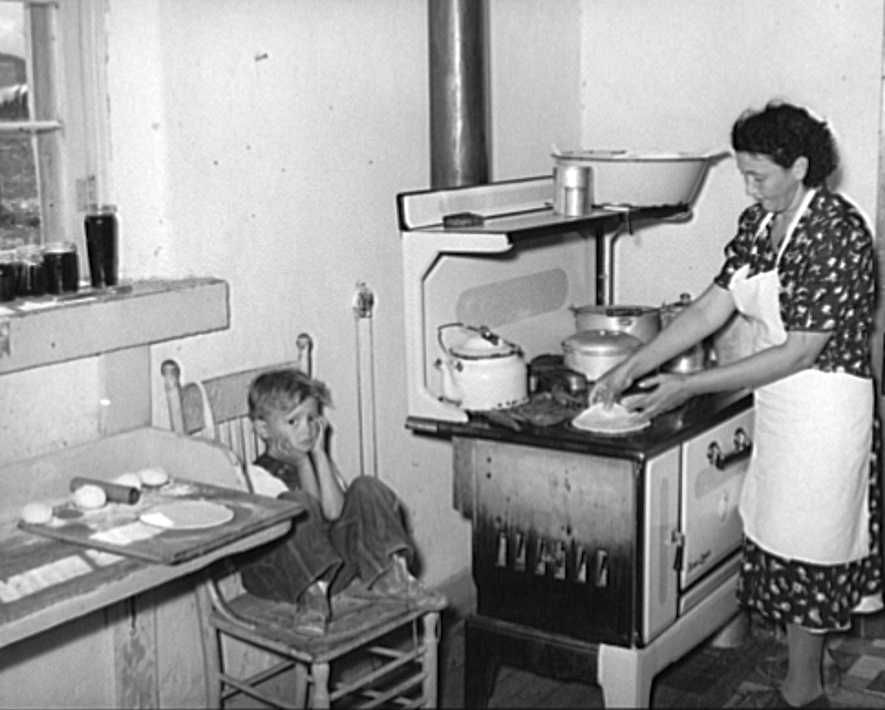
[43,241,79,294]
[14,243,47,296]
[84,204,118,288]
[0,249,17,301]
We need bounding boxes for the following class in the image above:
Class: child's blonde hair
[248,368,331,422]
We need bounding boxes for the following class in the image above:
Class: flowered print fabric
[713,188,875,377]
[717,188,882,630]
[736,407,882,630]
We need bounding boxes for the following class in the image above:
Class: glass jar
[14,243,47,296]
[0,249,18,301]
[43,241,79,294]
[84,204,118,288]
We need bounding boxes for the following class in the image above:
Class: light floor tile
[847,654,885,680]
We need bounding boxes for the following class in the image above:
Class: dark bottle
[43,241,79,294]
[84,204,118,288]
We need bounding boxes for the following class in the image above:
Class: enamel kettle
[435,323,529,411]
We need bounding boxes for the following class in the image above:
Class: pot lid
[450,332,520,359]
[571,304,659,317]
[562,329,643,355]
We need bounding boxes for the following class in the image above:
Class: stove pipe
[428,0,489,188]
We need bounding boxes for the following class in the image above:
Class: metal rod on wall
[353,282,378,478]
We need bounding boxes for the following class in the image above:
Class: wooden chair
[161,335,446,709]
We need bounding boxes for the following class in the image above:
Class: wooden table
[0,426,302,707]
[1,478,302,649]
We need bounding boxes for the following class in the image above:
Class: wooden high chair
[161,334,446,709]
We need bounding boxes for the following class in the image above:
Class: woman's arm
[622,328,831,418]
[590,283,736,404]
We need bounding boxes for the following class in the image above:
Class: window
[0,0,109,254]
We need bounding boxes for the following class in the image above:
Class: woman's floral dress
[713,187,883,631]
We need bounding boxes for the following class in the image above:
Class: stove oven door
[679,408,754,589]
[464,438,640,646]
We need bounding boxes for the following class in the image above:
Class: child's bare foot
[294,580,330,635]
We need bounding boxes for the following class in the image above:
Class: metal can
[553,164,592,216]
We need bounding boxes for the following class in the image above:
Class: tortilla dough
[591,402,631,419]
[571,402,651,435]
[21,501,53,525]
[138,467,169,487]
[72,484,107,510]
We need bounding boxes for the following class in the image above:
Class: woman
[590,101,882,708]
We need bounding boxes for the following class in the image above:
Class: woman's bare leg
[781,623,825,705]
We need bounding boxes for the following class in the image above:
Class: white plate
[571,402,651,435]
[139,501,234,530]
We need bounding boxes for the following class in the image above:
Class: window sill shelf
[0,277,230,375]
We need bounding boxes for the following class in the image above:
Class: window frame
[0,0,111,259]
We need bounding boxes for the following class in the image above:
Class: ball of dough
[138,467,169,487]
[114,472,143,489]
[72,484,107,510]
[21,501,53,525]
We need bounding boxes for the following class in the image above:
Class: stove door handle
[706,428,752,469]
[669,530,685,572]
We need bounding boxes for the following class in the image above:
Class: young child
[239,367,443,635]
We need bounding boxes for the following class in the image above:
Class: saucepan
[660,293,716,374]
[562,329,643,382]
[570,303,661,344]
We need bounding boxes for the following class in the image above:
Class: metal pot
[435,323,528,411]
[570,304,661,343]
[660,293,714,374]
[562,329,643,382]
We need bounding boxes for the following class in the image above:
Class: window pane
[0,134,40,248]
[0,2,27,121]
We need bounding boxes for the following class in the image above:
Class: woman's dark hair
[731,101,838,187]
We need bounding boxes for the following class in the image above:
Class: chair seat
[216,589,447,663]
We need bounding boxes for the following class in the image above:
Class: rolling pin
[69,476,141,505]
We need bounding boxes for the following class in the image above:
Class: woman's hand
[587,364,634,407]
[619,372,693,419]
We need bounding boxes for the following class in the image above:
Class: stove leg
[464,617,502,708]
[597,644,653,709]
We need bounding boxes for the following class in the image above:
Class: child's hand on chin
[310,416,327,452]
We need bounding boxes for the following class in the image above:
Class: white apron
[732,190,873,566]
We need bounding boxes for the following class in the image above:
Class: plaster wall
[110,0,581,589]
[577,0,885,306]
[2,0,883,596]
